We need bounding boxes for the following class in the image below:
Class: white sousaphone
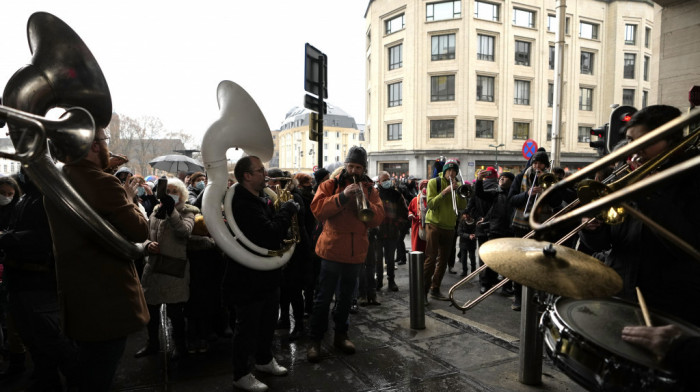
[201,81,294,270]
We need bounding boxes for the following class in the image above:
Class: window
[549,46,555,70]
[547,15,570,34]
[336,144,340,150]
[548,83,554,107]
[323,131,328,137]
[580,51,594,75]
[642,90,648,108]
[476,119,494,138]
[513,8,535,28]
[514,80,530,105]
[385,14,405,35]
[426,1,461,21]
[431,75,455,101]
[625,24,637,45]
[477,34,495,61]
[388,82,402,107]
[323,143,328,150]
[431,34,456,61]
[643,56,650,81]
[578,126,591,143]
[645,27,651,48]
[624,53,636,79]
[514,40,531,66]
[579,21,599,40]
[387,123,402,140]
[623,89,635,106]
[579,87,593,111]
[388,44,402,70]
[430,119,455,138]
[324,155,328,162]
[513,122,530,140]
[474,1,499,21]
[476,75,494,102]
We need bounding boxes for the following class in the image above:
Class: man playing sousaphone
[306,146,384,363]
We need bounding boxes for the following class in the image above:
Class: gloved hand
[280,200,300,214]
[155,194,176,219]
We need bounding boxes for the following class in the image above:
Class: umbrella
[148,154,204,173]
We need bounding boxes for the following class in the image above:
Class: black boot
[388,279,399,292]
[134,341,159,358]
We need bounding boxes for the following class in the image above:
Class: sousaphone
[0,12,142,259]
[201,80,294,270]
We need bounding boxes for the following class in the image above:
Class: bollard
[409,251,425,330]
[518,285,543,385]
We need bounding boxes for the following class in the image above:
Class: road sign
[522,139,538,160]
[304,43,327,99]
[304,94,327,114]
[313,165,318,172]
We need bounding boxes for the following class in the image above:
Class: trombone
[450,176,472,215]
[448,153,630,311]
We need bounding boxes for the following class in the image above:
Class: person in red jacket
[306,146,384,363]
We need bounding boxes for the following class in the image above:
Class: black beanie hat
[344,146,367,168]
[532,151,550,167]
[313,168,330,184]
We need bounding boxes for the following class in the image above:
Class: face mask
[196,181,205,190]
[381,180,392,189]
[136,186,145,197]
[169,194,180,204]
[0,195,12,206]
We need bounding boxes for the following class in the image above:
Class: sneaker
[232,373,268,391]
[429,288,449,301]
[254,358,288,376]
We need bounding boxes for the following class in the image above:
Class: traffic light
[589,123,607,150]
[607,105,637,154]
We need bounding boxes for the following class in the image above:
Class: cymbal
[479,238,622,299]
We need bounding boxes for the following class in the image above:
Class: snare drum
[541,297,700,392]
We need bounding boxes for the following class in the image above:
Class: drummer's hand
[621,324,683,359]
[582,217,601,231]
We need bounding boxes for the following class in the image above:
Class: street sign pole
[317,54,325,170]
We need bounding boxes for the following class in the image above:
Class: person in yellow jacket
[307,146,384,363]
[424,158,467,300]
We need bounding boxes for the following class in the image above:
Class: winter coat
[378,186,408,240]
[141,203,197,305]
[44,159,149,342]
[311,171,384,264]
[466,177,498,238]
[475,179,514,238]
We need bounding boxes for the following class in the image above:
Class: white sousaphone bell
[201,80,295,270]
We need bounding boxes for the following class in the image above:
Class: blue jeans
[309,260,361,340]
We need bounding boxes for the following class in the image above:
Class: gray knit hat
[344,146,367,168]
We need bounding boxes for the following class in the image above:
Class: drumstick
[636,286,652,327]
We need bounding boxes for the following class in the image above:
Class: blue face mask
[381,180,392,189]
[169,194,180,204]
[136,186,145,197]
[196,181,205,190]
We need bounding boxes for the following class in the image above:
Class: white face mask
[0,195,12,206]
[169,194,180,204]
[381,180,392,189]
[136,186,145,197]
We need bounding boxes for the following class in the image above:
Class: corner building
[364,0,658,179]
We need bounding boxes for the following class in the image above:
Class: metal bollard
[518,285,543,385]
[409,251,425,330]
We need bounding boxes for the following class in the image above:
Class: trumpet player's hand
[147,241,160,255]
[478,170,488,180]
[343,183,361,198]
[531,186,543,195]
[281,200,300,214]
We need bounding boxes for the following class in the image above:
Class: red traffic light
[621,114,632,122]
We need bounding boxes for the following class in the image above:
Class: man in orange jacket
[307,146,384,363]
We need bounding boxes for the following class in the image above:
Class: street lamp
[489,143,505,171]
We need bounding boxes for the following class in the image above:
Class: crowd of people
[0,104,698,391]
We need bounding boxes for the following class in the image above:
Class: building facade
[276,105,365,173]
[364,0,658,180]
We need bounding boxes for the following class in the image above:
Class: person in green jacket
[424,158,467,300]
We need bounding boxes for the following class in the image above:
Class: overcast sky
[0,0,368,148]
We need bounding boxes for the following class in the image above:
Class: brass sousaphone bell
[1,12,142,259]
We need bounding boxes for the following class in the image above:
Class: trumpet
[449,177,471,215]
[268,175,301,246]
[353,176,375,222]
